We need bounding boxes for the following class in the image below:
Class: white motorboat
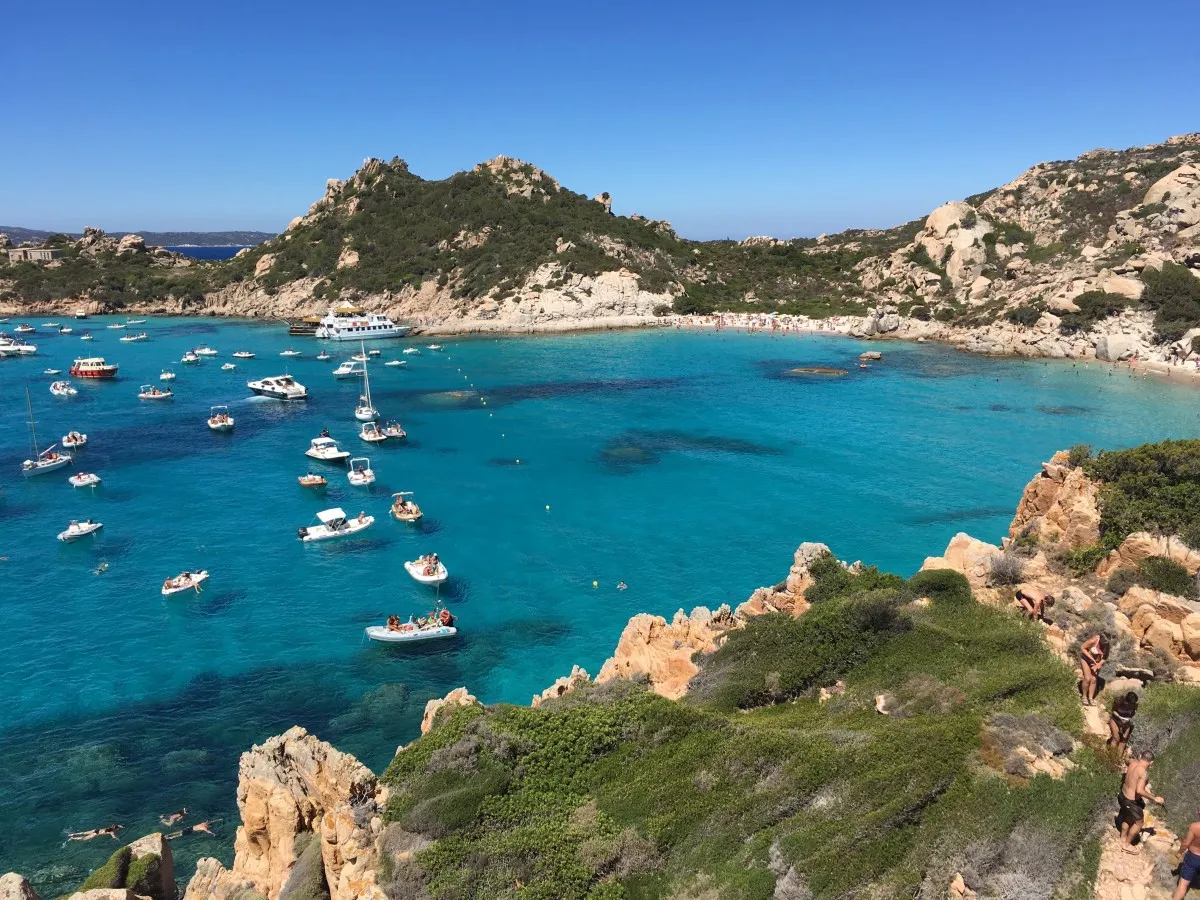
[160,369,176,381]
[74,310,89,320]
[194,345,218,356]
[69,472,101,488]
[42,322,61,328]
[221,362,236,371]
[404,557,448,584]
[354,344,378,421]
[62,431,88,449]
[50,380,78,397]
[22,389,72,476]
[119,332,149,342]
[367,348,381,357]
[365,615,457,643]
[107,322,126,330]
[381,420,407,439]
[247,374,307,400]
[426,344,443,351]
[232,351,255,359]
[126,318,147,325]
[316,350,331,361]
[80,332,94,341]
[350,352,368,362]
[384,359,406,367]
[332,360,365,379]
[402,347,420,355]
[58,326,73,335]
[162,570,209,595]
[280,348,302,358]
[298,507,373,542]
[347,457,375,486]
[58,519,103,543]
[390,491,422,522]
[138,384,173,400]
[207,405,235,432]
[0,337,38,355]
[305,436,350,462]
[15,324,35,334]
[360,422,388,443]
[44,368,61,375]
[181,350,200,364]
[314,304,410,341]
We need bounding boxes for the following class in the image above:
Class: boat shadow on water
[314,536,395,555]
[183,588,245,617]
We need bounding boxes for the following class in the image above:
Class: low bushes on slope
[1083,439,1200,549]
[1143,262,1200,343]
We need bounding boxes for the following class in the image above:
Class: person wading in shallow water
[1174,814,1200,899]
[1118,750,1165,853]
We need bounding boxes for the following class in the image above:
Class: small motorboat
[367,348,381,357]
[69,472,101,488]
[15,324,36,334]
[181,350,200,364]
[50,380,78,397]
[390,491,422,522]
[347,456,375,486]
[404,556,448,584]
[44,368,61,376]
[306,436,350,462]
[381,420,407,439]
[298,472,328,488]
[280,348,302,358]
[162,570,209,595]
[106,322,126,330]
[118,332,149,342]
[316,350,332,361]
[42,322,61,329]
[207,405,235,432]
[360,422,388,443]
[73,310,89,319]
[58,326,73,335]
[350,352,368,363]
[62,431,88,449]
[194,345,218,356]
[365,610,457,643]
[384,359,406,367]
[0,338,38,355]
[160,369,176,381]
[80,332,94,341]
[426,344,443,351]
[402,347,420,355]
[58,519,103,543]
[247,374,307,400]
[126,318,147,325]
[221,362,237,371]
[298,507,373,542]
[232,351,255,359]
[332,359,365,379]
[138,384,173,400]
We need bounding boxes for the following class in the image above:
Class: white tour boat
[62,431,87,449]
[365,613,457,643]
[381,420,407,439]
[404,556,448,584]
[162,570,209,595]
[69,357,118,378]
[402,347,420,355]
[305,436,350,462]
[298,507,373,542]
[50,380,78,397]
[347,457,375,486]
[280,348,302,358]
[69,472,101,488]
[232,351,255,359]
[221,362,236,371]
[207,405,235,432]
[360,421,388,443]
[138,384,173,400]
[58,519,103,543]
[181,350,200,364]
[332,359,365,379]
[160,368,176,381]
[390,491,422,522]
[247,374,307,400]
[194,345,218,356]
[314,304,410,341]
[22,389,71,476]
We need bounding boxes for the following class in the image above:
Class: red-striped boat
[69,357,119,379]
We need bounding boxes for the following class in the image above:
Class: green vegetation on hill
[1082,439,1200,550]
[378,561,1126,899]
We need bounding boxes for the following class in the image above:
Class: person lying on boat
[68,823,123,842]
[160,807,187,826]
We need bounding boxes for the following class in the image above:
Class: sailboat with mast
[354,342,379,421]
[22,387,72,476]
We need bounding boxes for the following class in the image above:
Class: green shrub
[1105,569,1141,597]
[1057,291,1129,334]
[1067,444,1093,468]
[1138,557,1198,600]
[1143,263,1200,343]
[989,553,1026,586]
[1061,545,1107,575]
[1084,440,1200,549]
[279,833,330,900]
[78,846,131,892]
[908,244,940,273]
[907,569,973,606]
[1005,304,1043,327]
[909,304,930,321]
[803,552,906,605]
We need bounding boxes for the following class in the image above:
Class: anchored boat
[58,519,103,543]
[22,389,71,476]
[298,507,373,542]
[390,491,422,522]
[70,357,119,378]
[405,555,448,584]
[207,405,235,432]
[247,374,307,400]
[306,436,350,462]
[162,570,209,595]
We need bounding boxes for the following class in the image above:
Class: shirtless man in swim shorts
[1119,751,1165,852]
[1175,814,1200,899]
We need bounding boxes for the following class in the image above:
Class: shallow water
[0,319,1197,888]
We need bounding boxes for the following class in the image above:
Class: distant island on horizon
[0,225,275,247]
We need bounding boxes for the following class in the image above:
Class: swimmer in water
[160,807,188,826]
[617,581,628,590]
[67,823,123,842]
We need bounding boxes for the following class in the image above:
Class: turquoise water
[1,318,1197,889]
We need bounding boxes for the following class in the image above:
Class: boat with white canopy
[360,421,387,443]
[390,491,422,522]
[207,405,235,432]
[347,456,375,486]
[306,436,350,462]
[332,359,365,379]
[298,507,373,542]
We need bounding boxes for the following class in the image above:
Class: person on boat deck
[1015,586,1054,622]
[386,615,402,632]
[357,511,366,523]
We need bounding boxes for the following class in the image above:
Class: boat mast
[25,387,41,458]
[360,341,372,409]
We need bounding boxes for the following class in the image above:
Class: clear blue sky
[3,0,1196,240]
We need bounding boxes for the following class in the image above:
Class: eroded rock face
[420,687,478,735]
[1007,451,1100,549]
[531,665,591,708]
[1118,585,1200,665]
[736,542,832,618]
[182,727,383,900]
[0,874,40,900]
[920,533,1002,590]
[1096,532,1200,578]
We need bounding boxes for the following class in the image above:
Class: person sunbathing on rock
[1015,586,1054,622]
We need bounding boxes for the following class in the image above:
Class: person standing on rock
[1118,750,1164,853]
[1080,634,1110,706]
[1015,586,1054,622]
[1108,692,1139,759]
[1174,815,1200,899]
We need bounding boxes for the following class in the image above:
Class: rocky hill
[2,136,1199,351]
[0,227,274,247]
[8,439,1200,900]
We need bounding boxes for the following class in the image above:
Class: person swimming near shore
[160,807,188,826]
[167,821,215,840]
[67,823,123,842]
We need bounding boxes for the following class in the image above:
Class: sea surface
[1,319,1197,890]
[165,246,247,260]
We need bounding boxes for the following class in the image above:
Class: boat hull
[365,625,456,643]
[58,523,103,542]
[249,386,307,400]
[23,456,71,476]
[162,571,210,595]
